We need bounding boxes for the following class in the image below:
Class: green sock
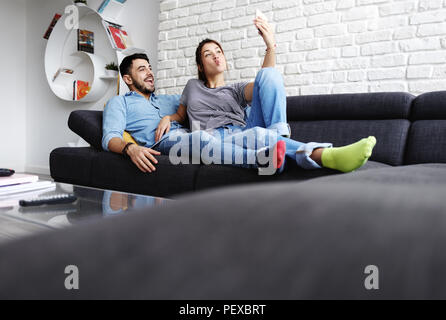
[321,136,377,173]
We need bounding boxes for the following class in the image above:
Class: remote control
[0,168,15,177]
[19,194,77,207]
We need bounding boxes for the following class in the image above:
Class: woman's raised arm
[244,16,277,103]
[254,16,276,68]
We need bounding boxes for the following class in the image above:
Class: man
[102,53,185,173]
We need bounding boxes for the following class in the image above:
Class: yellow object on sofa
[123,131,137,145]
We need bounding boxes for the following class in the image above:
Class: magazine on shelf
[43,13,62,39]
[52,68,74,82]
[120,29,133,48]
[98,0,127,20]
[78,29,94,54]
[73,80,90,100]
[102,20,132,50]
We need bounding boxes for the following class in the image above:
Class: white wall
[157,0,446,96]
[23,0,159,174]
[0,0,27,171]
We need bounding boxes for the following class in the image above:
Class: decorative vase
[105,69,118,77]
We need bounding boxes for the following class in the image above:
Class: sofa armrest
[68,110,103,150]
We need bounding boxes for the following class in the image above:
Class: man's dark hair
[119,53,150,78]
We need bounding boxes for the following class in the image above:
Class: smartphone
[256,9,268,21]
[255,10,268,35]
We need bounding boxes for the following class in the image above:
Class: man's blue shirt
[102,91,184,151]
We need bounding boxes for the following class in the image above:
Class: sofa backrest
[69,91,427,166]
[405,91,446,165]
[286,92,414,166]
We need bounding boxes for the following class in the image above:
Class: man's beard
[133,79,155,95]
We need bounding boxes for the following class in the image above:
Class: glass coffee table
[0,182,169,244]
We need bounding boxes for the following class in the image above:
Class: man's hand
[155,116,171,143]
[126,144,161,173]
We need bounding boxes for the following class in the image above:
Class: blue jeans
[244,67,290,137]
[217,125,332,170]
[156,126,332,172]
[155,128,258,168]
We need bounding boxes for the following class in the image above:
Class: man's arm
[108,137,160,173]
[103,96,160,173]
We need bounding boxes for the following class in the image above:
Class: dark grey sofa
[2,163,446,299]
[3,91,446,299]
[49,90,444,198]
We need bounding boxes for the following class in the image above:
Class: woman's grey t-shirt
[180,79,249,130]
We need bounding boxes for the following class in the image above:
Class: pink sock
[273,140,286,170]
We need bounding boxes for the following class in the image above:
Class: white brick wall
[158,0,446,96]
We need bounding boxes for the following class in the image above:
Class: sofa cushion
[50,147,201,197]
[286,92,414,121]
[289,119,410,166]
[68,110,103,150]
[405,91,446,164]
[194,160,389,192]
[411,90,446,121]
[405,120,446,164]
[285,92,413,166]
[313,163,446,185]
[50,147,96,186]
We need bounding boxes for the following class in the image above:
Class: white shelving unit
[45,4,117,102]
[45,4,141,102]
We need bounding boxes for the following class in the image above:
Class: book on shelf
[43,13,62,40]
[103,20,132,50]
[78,29,94,54]
[120,29,133,48]
[98,0,127,20]
[73,80,90,100]
[52,68,74,82]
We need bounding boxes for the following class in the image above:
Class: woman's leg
[159,128,377,174]
[223,126,332,172]
[157,129,258,168]
[245,68,290,137]
[237,127,376,173]
[280,136,377,173]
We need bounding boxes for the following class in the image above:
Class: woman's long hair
[195,38,225,85]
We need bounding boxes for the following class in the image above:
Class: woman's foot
[321,136,377,173]
[257,140,286,175]
[273,140,286,174]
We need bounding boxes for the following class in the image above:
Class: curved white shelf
[44,5,118,102]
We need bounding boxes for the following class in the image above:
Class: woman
[155,15,377,174]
